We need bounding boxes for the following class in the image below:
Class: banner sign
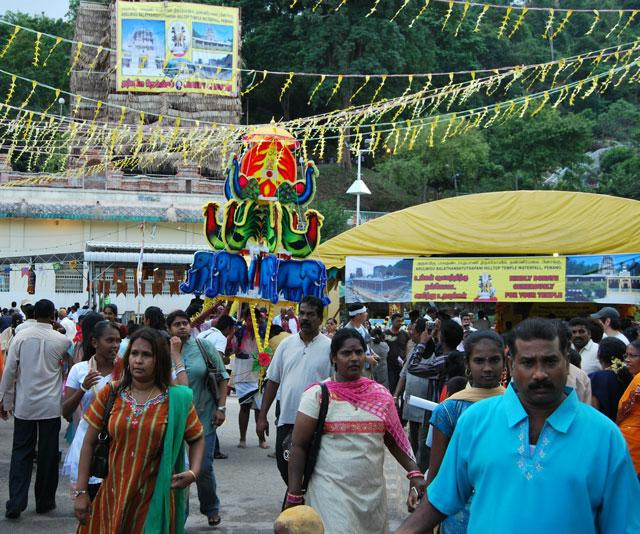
[116,1,239,96]
[345,254,640,304]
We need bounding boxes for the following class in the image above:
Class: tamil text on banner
[411,257,566,303]
[116,1,239,96]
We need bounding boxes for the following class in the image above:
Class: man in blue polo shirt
[396,318,640,534]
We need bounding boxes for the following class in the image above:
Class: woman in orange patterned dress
[74,327,205,534]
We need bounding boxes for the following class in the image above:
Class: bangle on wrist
[217,406,226,412]
[406,470,423,480]
[175,368,186,375]
[80,384,88,393]
[73,489,89,498]
[286,492,305,504]
[188,469,197,482]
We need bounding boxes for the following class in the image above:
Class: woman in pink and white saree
[286,328,426,534]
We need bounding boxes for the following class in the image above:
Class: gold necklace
[130,386,157,405]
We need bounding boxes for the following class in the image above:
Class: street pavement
[0,395,408,533]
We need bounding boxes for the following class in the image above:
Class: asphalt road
[0,396,408,533]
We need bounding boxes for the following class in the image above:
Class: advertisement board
[116,1,239,96]
[345,254,640,304]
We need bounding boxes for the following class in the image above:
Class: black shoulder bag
[195,338,222,404]
[282,383,330,491]
[90,384,117,479]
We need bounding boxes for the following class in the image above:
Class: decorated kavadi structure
[180,125,330,376]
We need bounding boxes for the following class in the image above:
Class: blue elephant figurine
[258,255,280,304]
[206,251,249,298]
[277,259,330,305]
[180,250,215,295]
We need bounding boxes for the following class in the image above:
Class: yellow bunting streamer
[87,46,104,72]
[551,10,572,40]
[542,9,555,40]
[32,32,42,66]
[442,1,454,31]
[307,74,326,105]
[41,37,62,68]
[0,26,20,58]
[585,10,600,36]
[509,8,528,39]
[279,72,294,101]
[350,75,370,103]
[497,7,512,39]
[619,10,638,37]
[327,74,343,104]
[367,0,383,17]
[531,91,550,116]
[391,0,411,22]
[410,0,431,28]
[241,70,267,96]
[605,11,625,40]
[428,120,437,147]
[68,42,83,75]
[370,75,387,103]
[474,4,490,33]
[454,2,471,37]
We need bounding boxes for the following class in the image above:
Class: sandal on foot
[208,515,221,526]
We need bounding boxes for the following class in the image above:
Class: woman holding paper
[426,330,506,534]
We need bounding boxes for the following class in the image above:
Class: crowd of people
[0,297,639,532]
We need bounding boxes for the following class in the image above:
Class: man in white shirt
[257,296,331,484]
[569,317,601,374]
[0,299,71,519]
[58,307,76,343]
[272,308,287,328]
[457,312,478,352]
[590,307,629,345]
[198,314,235,360]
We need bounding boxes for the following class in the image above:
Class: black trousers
[275,423,294,485]
[7,417,61,514]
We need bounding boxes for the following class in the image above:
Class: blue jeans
[195,432,220,518]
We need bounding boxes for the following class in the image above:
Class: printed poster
[116,1,239,96]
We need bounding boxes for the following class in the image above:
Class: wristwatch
[217,406,226,413]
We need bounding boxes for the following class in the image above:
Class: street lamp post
[58,97,65,117]
[346,140,373,226]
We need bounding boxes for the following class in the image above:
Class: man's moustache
[529,381,553,390]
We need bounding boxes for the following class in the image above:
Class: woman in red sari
[618,340,640,476]
[74,328,205,534]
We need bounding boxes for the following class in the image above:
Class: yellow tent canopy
[315,191,640,270]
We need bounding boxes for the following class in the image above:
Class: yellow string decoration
[19,81,38,109]
[473,5,490,33]
[454,2,471,36]
[335,0,348,12]
[350,75,370,103]
[551,10,572,40]
[428,120,437,147]
[441,113,456,143]
[336,128,345,163]
[508,8,528,39]
[327,74,343,104]
[32,32,42,67]
[307,74,326,105]
[0,26,20,58]
[531,91,550,116]
[279,72,295,101]
[569,80,585,106]
[289,0,298,8]
[312,0,323,13]
[605,11,624,40]
[409,0,431,28]
[367,0,383,17]
[614,63,632,87]
[542,9,555,40]
[317,126,326,160]
[585,10,600,36]
[241,70,267,96]
[518,96,531,118]
[581,77,599,100]
[87,46,104,72]
[619,10,638,37]
[68,42,83,75]
[497,7,512,39]
[391,0,412,22]
[442,1,455,31]
[41,37,62,68]
[370,75,387,103]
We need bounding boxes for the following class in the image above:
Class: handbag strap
[98,383,117,439]
[302,383,329,492]
[195,338,220,399]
